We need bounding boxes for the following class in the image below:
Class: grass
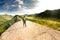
[0,15,12,25]
[0,18,14,35]
[0,15,21,36]
[0,15,60,36]
[0,15,13,35]
[26,17,60,31]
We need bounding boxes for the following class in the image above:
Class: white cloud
[14,0,60,15]
[1,0,60,15]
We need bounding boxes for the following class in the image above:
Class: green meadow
[26,17,60,31]
[0,9,60,36]
[0,15,21,35]
[26,10,60,31]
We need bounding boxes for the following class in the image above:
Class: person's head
[24,15,25,17]
[22,15,25,19]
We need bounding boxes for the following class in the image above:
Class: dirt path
[0,20,60,40]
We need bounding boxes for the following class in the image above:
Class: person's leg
[23,20,26,27]
[24,21,26,27]
[23,21,24,27]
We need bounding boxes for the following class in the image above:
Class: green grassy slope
[26,16,60,31]
[0,15,13,35]
[0,15,21,36]
[26,9,60,31]
[0,14,12,25]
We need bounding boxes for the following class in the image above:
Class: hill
[0,14,12,25]
[0,14,13,35]
[0,15,22,36]
[26,9,60,30]
[35,9,60,19]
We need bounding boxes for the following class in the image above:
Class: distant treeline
[35,9,60,19]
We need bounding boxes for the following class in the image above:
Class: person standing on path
[22,15,26,27]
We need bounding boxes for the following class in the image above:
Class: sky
[0,0,60,15]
